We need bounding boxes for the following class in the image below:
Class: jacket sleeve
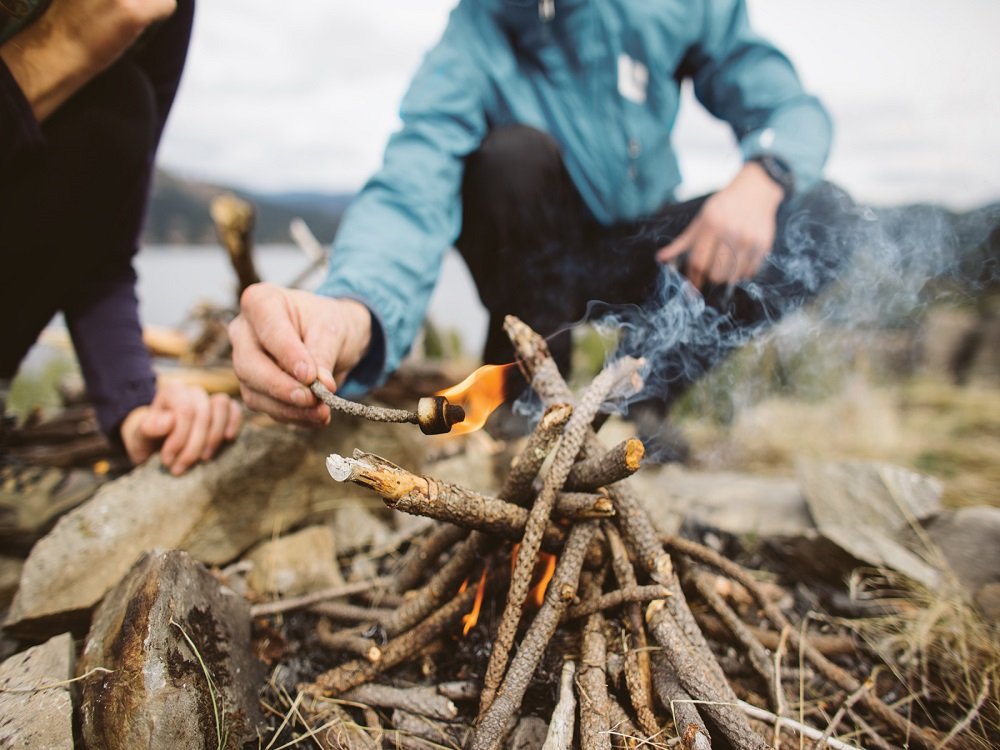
[684,0,832,192]
[65,263,156,442]
[315,8,488,394]
[0,58,45,169]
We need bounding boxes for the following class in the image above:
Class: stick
[307,578,483,697]
[650,652,711,750]
[607,699,642,750]
[341,684,458,721]
[646,600,769,750]
[566,585,671,620]
[663,535,942,750]
[310,601,393,625]
[210,193,260,297]
[606,524,658,738]
[693,612,856,658]
[542,660,578,750]
[554,492,616,520]
[316,618,382,662]
[579,613,613,750]
[736,701,865,750]
[327,451,571,549]
[479,356,644,715]
[564,438,645,492]
[472,522,598,750]
[250,577,392,618]
[390,708,471,748]
[498,402,574,504]
[312,382,418,424]
[392,523,469,593]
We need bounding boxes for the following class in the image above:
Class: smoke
[582,196,999,430]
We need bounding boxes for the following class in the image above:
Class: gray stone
[0,633,75,750]
[245,525,343,598]
[919,506,1000,610]
[77,550,263,750]
[798,460,944,587]
[505,716,549,750]
[632,464,811,539]
[5,417,424,636]
[0,557,22,611]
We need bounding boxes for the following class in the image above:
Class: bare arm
[0,0,176,122]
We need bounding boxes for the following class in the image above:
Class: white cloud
[159,0,1000,207]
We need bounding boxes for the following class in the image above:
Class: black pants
[0,1,194,380]
[456,125,855,410]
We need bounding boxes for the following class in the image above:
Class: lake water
[134,244,488,356]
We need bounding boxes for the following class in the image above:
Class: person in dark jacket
[229,0,855,445]
[1,0,241,475]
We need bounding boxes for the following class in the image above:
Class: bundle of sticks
[277,316,945,750]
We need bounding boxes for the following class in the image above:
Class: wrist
[747,154,794,198]
[738,161,786,208]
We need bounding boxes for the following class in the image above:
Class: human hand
[119,380,242,476]
[0,0,176,120]
[656,162,785,291]
[228,283,373,425]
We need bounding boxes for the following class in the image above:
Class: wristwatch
[749,154,795,197]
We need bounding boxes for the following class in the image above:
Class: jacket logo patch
[617,53,648,104]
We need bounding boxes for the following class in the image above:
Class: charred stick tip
[416,396,466,435]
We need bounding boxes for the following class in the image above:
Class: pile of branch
[261,317,950,750]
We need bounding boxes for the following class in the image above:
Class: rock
[245,525,343,598]
[329,500,395,557]
[918,506,1000,612]
[798,460,944,587]
[505,716,549,750]
[5,416,424,637]
[0,556,22,611]
[0,632,75,749]
[632,465,811,539]
[77,550,262,750]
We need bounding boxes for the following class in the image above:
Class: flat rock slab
[631,465,810,539]
[77,550,263,750]
[0,632,75,750]
[245,524,344,598]
[5,416,422,637]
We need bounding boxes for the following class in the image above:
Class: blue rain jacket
[318,0,833,392]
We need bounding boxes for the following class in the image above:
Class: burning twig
[479,355,645,715]
[310,381,465,435]
[563,438,645,492]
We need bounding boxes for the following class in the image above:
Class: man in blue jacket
[229,0,852,441]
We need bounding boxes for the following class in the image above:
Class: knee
[464,124,564,194]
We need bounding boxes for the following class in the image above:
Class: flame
[436,363,517,435]
[461,567,488,635]
[510,543,557,609]
[529,552,557,607]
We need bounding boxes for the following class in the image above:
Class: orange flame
[510,543,558,609]
[461,567,489,635]
[436,363,516,435]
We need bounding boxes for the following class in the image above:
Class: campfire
[253,316,951,750]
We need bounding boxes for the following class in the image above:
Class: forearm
[65,266,156,439]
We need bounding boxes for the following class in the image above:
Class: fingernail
[291,388,309,407]
[294,361,309,382]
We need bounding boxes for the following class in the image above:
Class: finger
[687,233,719,292]
[231,316,318,410]
[240,385,330,426]
[710,242,741,286]
[655,222,697,264]
[139,408,175,441]
[201,394,231,461]
[225,401,243,441]
[169,390,211,475]
[239,284,317,385]
[160,394,198,472]
[302,323,346,393]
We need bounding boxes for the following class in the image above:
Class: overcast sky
[158,0,1000,209]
